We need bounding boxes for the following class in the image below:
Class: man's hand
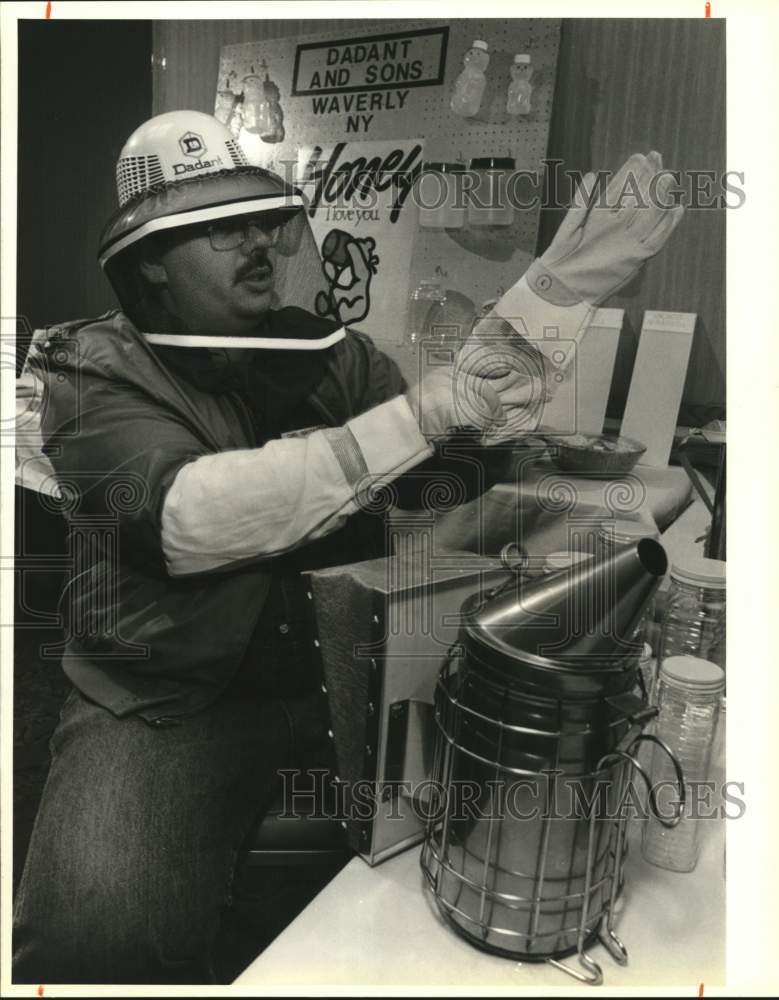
[456,313,554,443]
[405,367,498,443]
[405,318,553,446]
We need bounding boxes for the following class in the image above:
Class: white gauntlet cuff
[492,273,595,372]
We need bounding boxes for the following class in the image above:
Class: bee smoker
[421,538,684,985]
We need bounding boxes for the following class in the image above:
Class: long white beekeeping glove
[489,151,685,364]
[405,153,685,449]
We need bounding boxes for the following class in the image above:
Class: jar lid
[600,519,659,546]
[470,157,516,170]
[471,39,489,51]
[423,161,466,173]
[660,655,725,692]
[514,53,531,64]
[670,556,726,589]
[543,550,593,572]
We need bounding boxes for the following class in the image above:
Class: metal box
[307,543,504,865]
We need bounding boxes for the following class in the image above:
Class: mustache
[235,256,273,282]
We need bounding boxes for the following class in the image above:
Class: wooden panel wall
[538,18,726,418]
[153,18,726,417]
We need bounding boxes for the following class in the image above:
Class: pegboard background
[218,19,561,381]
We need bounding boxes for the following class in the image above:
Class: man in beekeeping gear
[13,110,682,983]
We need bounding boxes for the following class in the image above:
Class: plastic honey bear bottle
[506,54,534,116]
[241,69,271,136]
[226,94,244,139]
[215,77,237,125]
[261,75,285,143]
[450,40,490,117]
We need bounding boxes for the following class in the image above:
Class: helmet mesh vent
[116,154,166,206]
[225,140,249,168]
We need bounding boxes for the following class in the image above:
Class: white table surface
[421,462,693,562]
[236,812,725,989]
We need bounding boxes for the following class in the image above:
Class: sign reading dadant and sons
[292,27,448,129]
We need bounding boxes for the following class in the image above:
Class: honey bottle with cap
[450,40,490,117]
[507,54,534,115]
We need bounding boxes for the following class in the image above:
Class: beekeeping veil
[98,110,344,350]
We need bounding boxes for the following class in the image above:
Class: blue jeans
[12,626,331,984]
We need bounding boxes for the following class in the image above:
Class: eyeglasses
[207,210,288,252]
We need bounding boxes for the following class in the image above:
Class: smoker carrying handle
[605,693,685,827]
[597,737,685,829]
[628,733,686,828]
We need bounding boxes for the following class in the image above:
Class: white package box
[621,311,696,467]
[536,307,623,436]
[574,307,624,435]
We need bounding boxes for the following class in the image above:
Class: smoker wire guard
[418,557,685,987]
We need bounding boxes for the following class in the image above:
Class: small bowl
[545,433,647,476]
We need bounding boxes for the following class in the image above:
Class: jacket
[29,310,434,721]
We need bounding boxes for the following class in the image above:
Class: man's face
[153,215,279,335]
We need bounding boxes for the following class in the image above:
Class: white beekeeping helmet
[115,108,250,206]
[99,109,302,268]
